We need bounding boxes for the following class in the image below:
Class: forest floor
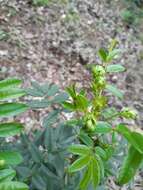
[0,0,143,189]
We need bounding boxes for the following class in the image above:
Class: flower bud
[98,77,106,87]
[120,108,137,119]
[92,65,105,77]
[0,160,5,167]
[86,119,96,132]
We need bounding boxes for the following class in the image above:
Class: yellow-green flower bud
[85,114,97,132]
[0,160,5,167]
[98,77,106,87]
[92,65,105,77]
[93,96,107,110]
[86,119,96,132]
[120,108,137,119]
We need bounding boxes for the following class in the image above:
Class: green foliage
[121,0,143,26]
[121,9,136,25]
[26,81,68,109]
[2,80,77,190]
[106,64,125,73]
[69,144,104,189]
[0,78,22,89]
[0,103,28,118]
[0,182,28,190]
[0,123,24,137]
[0,151,23,166]
[106,84,124,99]
[116,124,143,154]
[94,122,112,134]
[124,0,143,7]
[120,107,137,119]
[32,0,69,6]
[0,88,25,100]
[9,124,77,190]
[32,0,50,6]
[0,78,28,190]
[0,169,16,182]
[118,146,143,185]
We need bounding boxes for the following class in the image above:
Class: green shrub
[127,0,143,7]
[3,81,77,190]
[12,124,78,190]
[32,0,69,7]
[121,9,136,25]
[32,0,49,6]
[121,0,143,26]
[0,78,29,190]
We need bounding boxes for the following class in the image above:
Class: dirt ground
[0,0,143,189]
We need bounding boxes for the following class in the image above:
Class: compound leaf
[79,131,94,147]
[0,181,29,190]
[0,103,28,118]
[52,92,69,103]
[0,122,24,137]
[106,84,123,99]
[0,78,22,90]
[43,110,60,128]
[98,48,108,62]
[68,155,90,173]
[118,146,143,185]
[0,169,16,182]
[69,145,90,156]
[106,64,125,73]
[101,107,118,120]
[94,121,112,134]
[28,99,50,109]
[91,158,101,188]
[0,151,23,166]
[0,88,25,100]
[116,124,143,154]
[79,167,91,190]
